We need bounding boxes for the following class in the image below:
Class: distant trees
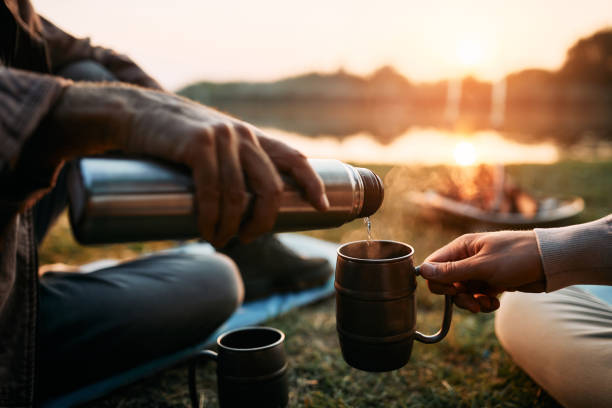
[505,28,612,113]
[177,28,612,142]
[559,28,612,85]
[460,76,492,111]
[179,28,612,108]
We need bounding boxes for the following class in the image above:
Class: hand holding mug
[420,231,546,313]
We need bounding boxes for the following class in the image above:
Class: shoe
[219,234,332,301]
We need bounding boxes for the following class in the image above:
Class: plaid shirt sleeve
[0,67,67,230]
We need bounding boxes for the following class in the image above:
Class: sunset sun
[456,39,485,68]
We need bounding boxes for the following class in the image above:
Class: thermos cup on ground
[188,326,289,408]
[67,157,384,244]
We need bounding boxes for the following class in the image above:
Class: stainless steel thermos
[67,157,384,244]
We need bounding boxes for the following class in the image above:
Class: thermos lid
[356,168,384,217]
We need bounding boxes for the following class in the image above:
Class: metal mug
[335,240,453,372]
[188,327,288,408]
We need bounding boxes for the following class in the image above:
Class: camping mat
[42,233,338,408]
[576,285,612,305]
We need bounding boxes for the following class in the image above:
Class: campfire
[437,164,539,217]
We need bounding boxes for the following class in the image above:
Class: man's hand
[419,231,545,313]
[47,83,329,247]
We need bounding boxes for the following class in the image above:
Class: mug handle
[188,349,218,408]
[413,265,454,344]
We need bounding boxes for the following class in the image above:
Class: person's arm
[419,215,612,313]
[39,16,163,90]
[5,76,329,247]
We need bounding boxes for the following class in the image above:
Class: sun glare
[456,39,484,68]
[454,141,477,166]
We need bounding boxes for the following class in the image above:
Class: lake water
[264,126,612,165]
[216,102,612,165]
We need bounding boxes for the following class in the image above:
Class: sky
[34,0,612,91]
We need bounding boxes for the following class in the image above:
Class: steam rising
[339,164,461,264]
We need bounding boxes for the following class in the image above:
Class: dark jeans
[35,61,244,399]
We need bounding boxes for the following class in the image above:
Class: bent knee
[495,289,612,408]
[494,291,560,358]
[139,252,245,346]
[57,60,118,82]
[178,252,244,315]
[494,291,531,346]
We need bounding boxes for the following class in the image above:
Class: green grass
[38,161,611,407]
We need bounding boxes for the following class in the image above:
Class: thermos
[67,157,384,244]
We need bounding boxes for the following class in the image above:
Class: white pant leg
[495,287,612,408]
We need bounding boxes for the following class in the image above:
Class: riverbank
[39,160,611,407]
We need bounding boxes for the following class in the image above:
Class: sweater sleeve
[0,67,68,231]
[535,215,612,292]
